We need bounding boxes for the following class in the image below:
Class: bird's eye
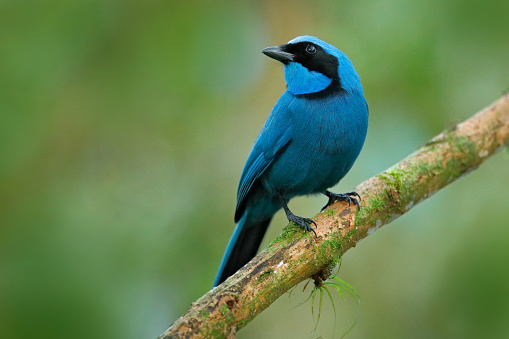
[305,45,316,54]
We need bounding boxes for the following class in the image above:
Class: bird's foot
[287,213,317,237]
[277,192,317,236]
[321,190,361,211]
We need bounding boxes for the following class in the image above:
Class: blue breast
[260,89,368,199]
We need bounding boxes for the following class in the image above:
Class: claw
[322,190,361,211]
[288,215,317,237]
[350,191,361,201]
[278,193,317,237]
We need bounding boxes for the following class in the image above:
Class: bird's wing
[234,124,293,222]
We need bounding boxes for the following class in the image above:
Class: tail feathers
[213,216,272,287]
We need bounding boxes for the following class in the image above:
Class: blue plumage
[214,36,368,287]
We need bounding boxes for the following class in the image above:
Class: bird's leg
[278,193,317,236]
[321,190,361,211]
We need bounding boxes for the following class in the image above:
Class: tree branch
[160,94,509,339]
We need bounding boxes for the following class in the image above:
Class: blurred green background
[1,0,508,338]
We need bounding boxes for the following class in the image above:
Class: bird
[213,36,368,287]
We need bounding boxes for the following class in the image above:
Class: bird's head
[262,36,362,96]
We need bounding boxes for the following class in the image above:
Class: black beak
[262,45,294,63]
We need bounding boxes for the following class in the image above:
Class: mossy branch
[160,94,509,339]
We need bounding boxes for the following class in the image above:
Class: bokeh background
[1,1,508,338]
